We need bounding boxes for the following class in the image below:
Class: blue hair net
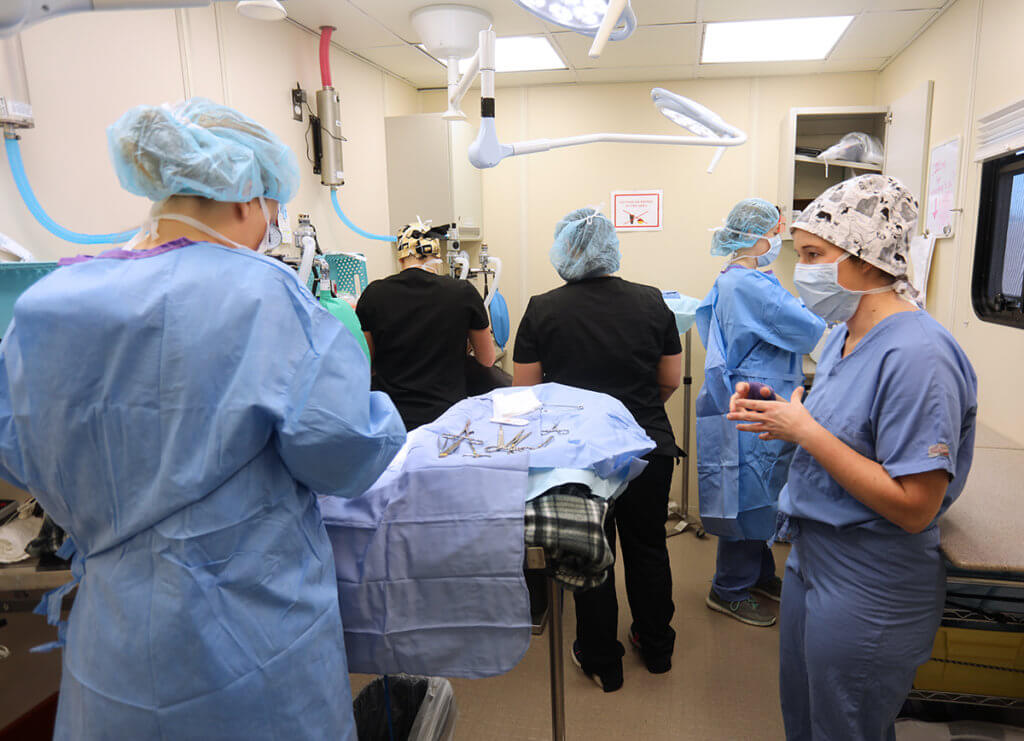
[108,98,300,204]
[550,207,621,282]
[710,198,779,256]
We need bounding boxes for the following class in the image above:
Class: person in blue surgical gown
[0,99,406,741]
[728,175,977,741]
[695,198,825,628]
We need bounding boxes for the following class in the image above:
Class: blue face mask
[722,230,782,268]
[793,253,895,324]
[757,234,783,268]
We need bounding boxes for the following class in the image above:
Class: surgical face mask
[719,227,782,268]
[256,197,282,254]
[136,196,280,253]
[793,253,896,324]
[757,234,783,268]
[416,258,443,273]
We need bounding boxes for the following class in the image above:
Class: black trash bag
[26,513,67,562]
[465,356,512,396]
[353,675,456,741]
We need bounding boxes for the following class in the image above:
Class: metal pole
[681,329,692,517]
[547,577,566,741]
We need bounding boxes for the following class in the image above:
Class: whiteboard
[926,137,960,238]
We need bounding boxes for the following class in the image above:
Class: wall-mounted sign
[612,190,663,232]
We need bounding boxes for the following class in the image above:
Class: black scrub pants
[574,454,676,670]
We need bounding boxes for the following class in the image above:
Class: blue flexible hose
[4,137,138,245]
[330,188,395,242]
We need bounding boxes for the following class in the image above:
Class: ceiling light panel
[701,16,854,64]
[429,36,567,73]
[494,35,567,72]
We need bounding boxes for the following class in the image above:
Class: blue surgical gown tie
[695,268,824,540]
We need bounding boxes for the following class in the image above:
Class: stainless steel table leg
[547,576,566,741]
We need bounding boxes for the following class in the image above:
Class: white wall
[1,6,418,283]
[878,0,1024,449]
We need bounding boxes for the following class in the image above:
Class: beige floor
[353,534,791,741]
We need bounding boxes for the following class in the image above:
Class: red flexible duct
[319,26,334,88]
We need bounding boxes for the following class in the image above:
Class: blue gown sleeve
[871,343,974,480]
[0,339,28,491]
[760,281,826,354]
[276,305,406,498]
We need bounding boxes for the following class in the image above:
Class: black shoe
[628,631,672,674]
[571,640,624,692]
[751,575,783,603]
[705,589,776,627]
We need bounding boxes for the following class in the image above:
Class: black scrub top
[513,276,681,456]
[357,268,489,430]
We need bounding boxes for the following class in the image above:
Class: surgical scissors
[438,421,481,458]
[486,430,532,454]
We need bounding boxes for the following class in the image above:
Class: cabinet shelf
[794,154,883,172]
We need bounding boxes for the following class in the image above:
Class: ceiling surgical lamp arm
[445,48,480,121]
[473,119,746,173]
[587,0,630,59]
[465,28,746,172]
[1,0,219,37]
[509,131,748,153]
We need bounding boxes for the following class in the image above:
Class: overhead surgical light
[512,0,636,59]
[442,28,746,172]
[651,88,746,172]
[235,0,286,21]
[0,1,285,38]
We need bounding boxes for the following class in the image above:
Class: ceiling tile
[701,0,945,22]
[357,45,445,87]
[696,57,887,78]
[284,0,405,49]
[495,70,577,88]
[830,10,937,60]
[630,0,699,25]
[553,24,699,68]
[823,57,889,72]
[575,65,697,84]
[697,60,823,78]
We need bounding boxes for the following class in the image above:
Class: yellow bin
[914,626,1024,698]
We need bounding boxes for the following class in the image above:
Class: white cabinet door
[883,80,935,214]
[449,119,483,237]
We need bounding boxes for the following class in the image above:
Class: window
[972,149,1024,329]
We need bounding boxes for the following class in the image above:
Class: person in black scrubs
[513,207,682,692]
[357,221,496,430]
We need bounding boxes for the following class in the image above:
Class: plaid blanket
[524,484,614,591]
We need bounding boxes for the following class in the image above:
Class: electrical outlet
[291,85,306,122]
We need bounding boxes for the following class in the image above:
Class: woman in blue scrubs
[727,175,977,741]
